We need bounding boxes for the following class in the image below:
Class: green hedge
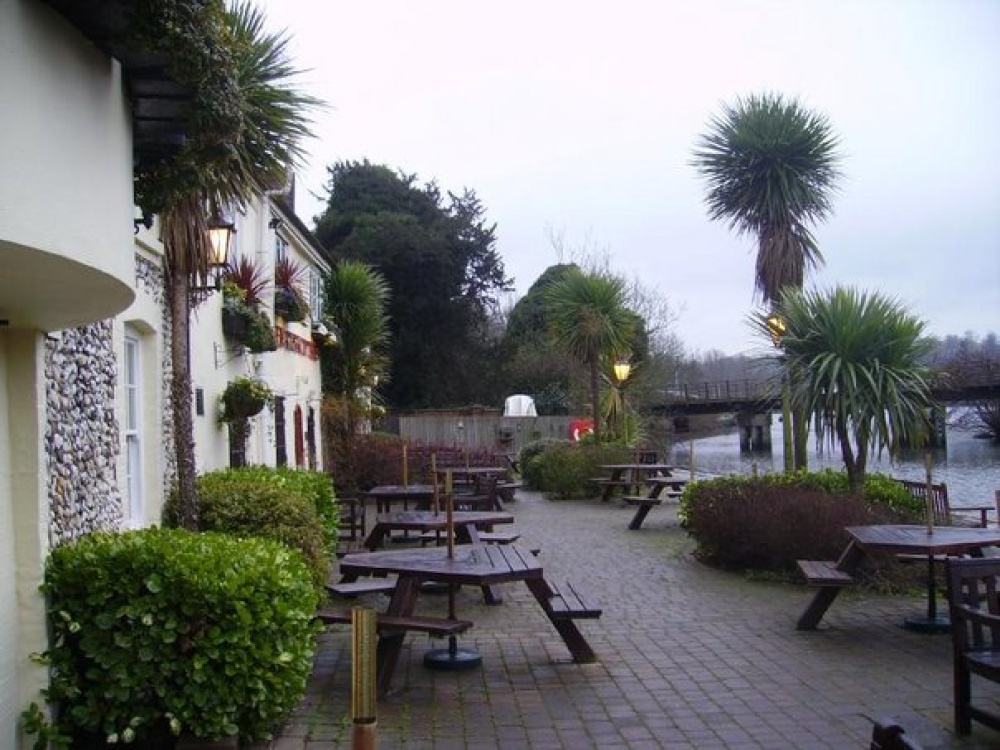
[163,467,332,589]
[678,471,920,572]
[520,440,633,499]
[202,466,339,552]
[41,529,320,745]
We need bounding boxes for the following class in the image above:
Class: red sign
[569,419,594,441]
[275,327,318,361]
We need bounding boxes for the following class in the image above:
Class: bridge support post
[736,411,772,452]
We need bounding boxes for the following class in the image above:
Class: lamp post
[613,359,631,442]
[767,314,794,473]
[205,208,235,290]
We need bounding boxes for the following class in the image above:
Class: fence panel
[397,413,576,454]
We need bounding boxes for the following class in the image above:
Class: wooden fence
[396,411,578,454]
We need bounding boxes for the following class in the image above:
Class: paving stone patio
[249,489,1000,749]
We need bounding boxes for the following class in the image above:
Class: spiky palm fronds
[693,92,842,304]
[752,286,935,491]
[224,255,271,306]
[546,269,634,441]
[323,261,391,399]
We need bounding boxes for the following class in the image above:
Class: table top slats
[846,524,1000,554]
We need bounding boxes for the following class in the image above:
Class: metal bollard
[351,607,377,750]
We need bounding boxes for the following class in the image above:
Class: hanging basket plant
[221,279,277,353]
[274,256,310,322]
[220,376,274,423]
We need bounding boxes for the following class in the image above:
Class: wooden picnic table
[435,466,509,481]
[336,543,600,694]
[363,510,515,551]
[797,524,1000,632]
[360,509,516,604]
[363,484,437,513]
[623,475,690,530]
[593,463,677,501]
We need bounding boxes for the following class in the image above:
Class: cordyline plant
[138,1,321,529]
[751,285,935,493]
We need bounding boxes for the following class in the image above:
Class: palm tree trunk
[589,360,601,442]
[792,406,809,471]
[781,375,793,473]
[168,270,200,529]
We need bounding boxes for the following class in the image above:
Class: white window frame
[275,233,288,264]
[309,270,323,323]
[124,332,143,528]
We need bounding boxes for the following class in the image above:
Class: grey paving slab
[247,490,1000,749]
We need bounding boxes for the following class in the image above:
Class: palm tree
[752,286,935,493]
[161,2,320,528]
[692,92,842,468]
[545,269,634,442]
[320,261,391,493]
[322,261,391,407]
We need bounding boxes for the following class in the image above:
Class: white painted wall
[0,334,16,750]
[190,197,327,474]
[1,331,50,750]
[0,4,142,746]
[0,0,134,332]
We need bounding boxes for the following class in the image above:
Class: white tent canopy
[503,394,537,417]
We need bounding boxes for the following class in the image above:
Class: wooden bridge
[660,362,1000,417]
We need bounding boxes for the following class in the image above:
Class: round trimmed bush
[42,528,320,746]
[163,469,330,589]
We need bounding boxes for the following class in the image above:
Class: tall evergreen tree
[314,161,511,409]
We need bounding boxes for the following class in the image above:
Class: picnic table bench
[337,543,601,693]
[593,463,678,501]
[624,476,689,530]
[326,578,398,598]
[544,580,602,619]
[316,609,473,638]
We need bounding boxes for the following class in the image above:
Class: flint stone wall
[136,254,175,493]
[45,321,122,546]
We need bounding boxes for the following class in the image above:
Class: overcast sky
[259,0,999,357]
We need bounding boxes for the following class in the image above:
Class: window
[124,333,143,527]
[309,270,324,322]
[275,233,288,264]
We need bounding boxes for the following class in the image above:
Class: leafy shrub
[329,431,405,492]
[40,529,320,745]
[679,472,918,572]
[529,442,591,499]
[208,466,339,553]
[519,438,568,490]
[163,469,330,589]
[521,440,632,498]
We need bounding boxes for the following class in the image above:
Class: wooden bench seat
[589,478,634,487]
[622,495,663,507]
[545,580,602,620]
[477,530,521,544]
[797,560,855,587]
[325,578,397,597]
[316,609,474,637]
[336,540,366,558]
[496,480,523,503]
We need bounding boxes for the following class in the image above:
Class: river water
[666,412,1000,511]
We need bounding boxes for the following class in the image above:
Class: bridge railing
[666,379,774,404]
[667,360,998,410]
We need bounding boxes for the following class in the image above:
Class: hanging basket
[220,377,273,423]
